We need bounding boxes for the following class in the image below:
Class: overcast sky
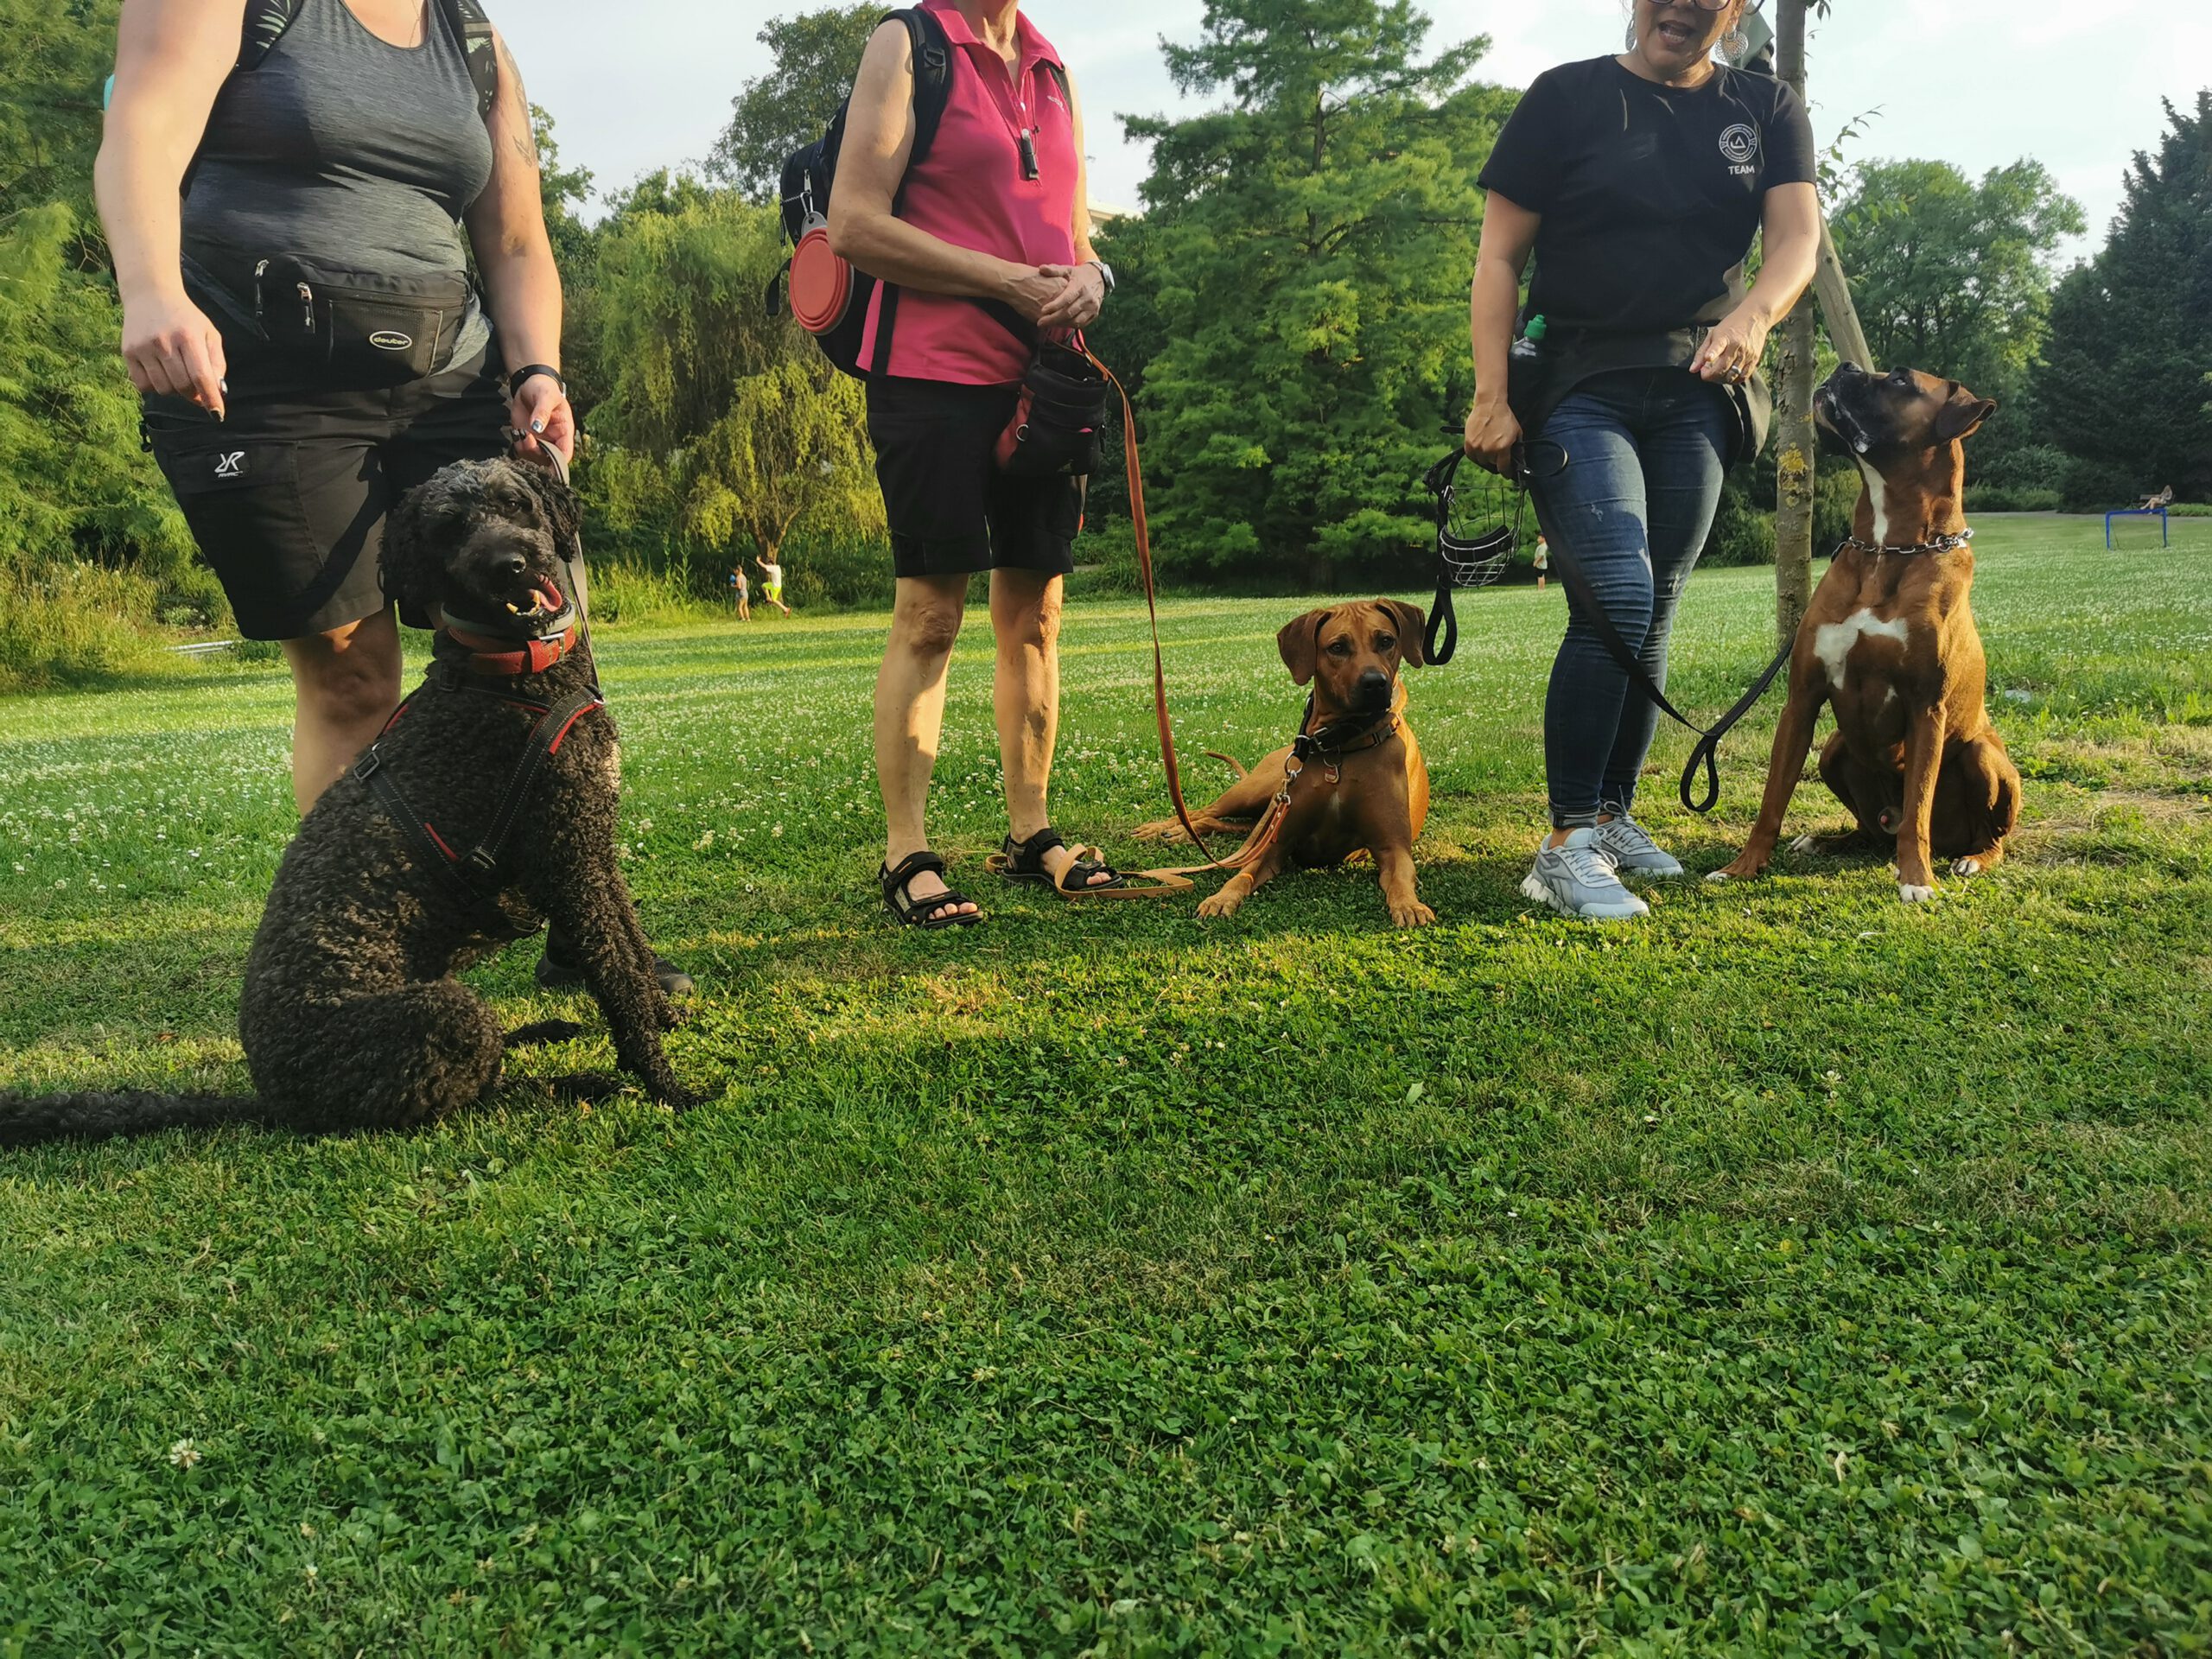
[498,0,2203,263]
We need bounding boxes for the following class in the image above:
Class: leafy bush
[0,559,167,690]
[1967,486,2063,513]
[1977,441,2073,494]
[2062,455,2149,512]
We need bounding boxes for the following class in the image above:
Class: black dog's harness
[352,664,605,938]
[351,449,604,936]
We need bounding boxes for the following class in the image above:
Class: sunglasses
[1649,0,1735,11]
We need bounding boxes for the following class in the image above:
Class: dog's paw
[657,997,690,1031]
[1788,834,1821,855]
[653,1083,703,1114]
[1706,855,1766,884]
[1196,892,1243,921]
[1955,857,1984,879]
[1130,819,1179,843]
[1389,900,1438,930]
[1898,881,1937,905]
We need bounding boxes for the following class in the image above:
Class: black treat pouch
[253,254,471,385]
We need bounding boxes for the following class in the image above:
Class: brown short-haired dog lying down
[1136,601,1434,927]
[0,459,696,1147]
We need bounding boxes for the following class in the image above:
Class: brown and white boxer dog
[1135,601,1433,927]
[1711,363,2021,902]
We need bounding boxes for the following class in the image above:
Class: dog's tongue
[535,579,564,614]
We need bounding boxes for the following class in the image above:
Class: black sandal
[879,850,982,930]
[986,827,1175,899]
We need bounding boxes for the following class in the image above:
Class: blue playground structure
[2107,505,2171,548]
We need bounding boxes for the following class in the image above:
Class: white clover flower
[168,1439,202,1469]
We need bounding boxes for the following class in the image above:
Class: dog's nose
[1357,669,1390,699]
[493,551,528,582]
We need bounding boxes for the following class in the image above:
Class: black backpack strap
[897,6,955,171]
[870,6,957,378]
[439,0,502,120]
[238,0,300,70]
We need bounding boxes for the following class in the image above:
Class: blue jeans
[1530,368,1732,829]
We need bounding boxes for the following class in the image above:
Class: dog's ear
[515,459,582,550]
[382,476,449,613]
[1936,385,1998,443]
[1376,599,1427,668]
[1277,609,1328,687]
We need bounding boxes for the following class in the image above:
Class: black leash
[1421,449,1523,666]
[1544,528,1816,815]
[1425,443,1817,815]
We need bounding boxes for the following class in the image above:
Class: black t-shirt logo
[1719,124,1760,167]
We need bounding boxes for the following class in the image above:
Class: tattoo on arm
[493,35,537,172]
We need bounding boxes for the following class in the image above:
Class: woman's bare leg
[280,607,404,814]
[990,568,1110,890]
[875,573,976,919]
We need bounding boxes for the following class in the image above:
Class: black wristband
[506,363,565,400]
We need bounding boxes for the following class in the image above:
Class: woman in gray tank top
[97,2,694,999]
[98,0,569,809]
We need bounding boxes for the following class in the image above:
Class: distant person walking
[1533,534,1550,589]
[831,0,1138,928]
[98,0,690,995]
[754,556,791,618]
[1464,0,1819,921]
[731,563,753,620]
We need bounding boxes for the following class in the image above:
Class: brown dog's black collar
[1292,701,1399,766]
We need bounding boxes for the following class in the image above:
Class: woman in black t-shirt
[1463,0,1818,922]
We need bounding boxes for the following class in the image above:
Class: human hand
[121,291,226,417]
[1463,397,1523,477]
[508,372,575,466]
[1692,307,1773,385]
[1034,262,1105,332]
[1003,263,1073,325]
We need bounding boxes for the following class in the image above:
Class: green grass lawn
[3,516,2209,1655]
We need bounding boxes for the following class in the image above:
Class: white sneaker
[1521,829,1650,921]
[1592,812,1685,878]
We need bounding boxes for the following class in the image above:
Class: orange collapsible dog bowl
[788,217,853,335]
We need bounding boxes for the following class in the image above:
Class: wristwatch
[506,363,566,400]
[1086,258,1116,296]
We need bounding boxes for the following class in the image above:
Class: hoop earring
[1624,21,1638,51]
[1720,25,1749,59]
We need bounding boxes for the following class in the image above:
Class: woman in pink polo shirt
[831,0,1126,929]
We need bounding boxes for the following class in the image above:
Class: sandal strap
[881,849,948,897]
[1001,827,1066,871]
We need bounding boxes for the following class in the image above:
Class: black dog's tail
[0,1091,266,1147]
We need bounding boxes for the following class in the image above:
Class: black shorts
[865,375,1081,582]
[143,344,511,640]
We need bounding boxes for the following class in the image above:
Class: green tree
[2032,93,2212,505]
[705,4,878,203]
[584,191,879,565]
[1118,0,1510,584]
[1833,158,2082,405]
[0,203,194,581]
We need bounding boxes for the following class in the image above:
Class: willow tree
[583,191,880,567]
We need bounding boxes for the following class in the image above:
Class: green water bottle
[1511,315,1548,362]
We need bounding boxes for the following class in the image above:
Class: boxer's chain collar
[1842,526,1974,558]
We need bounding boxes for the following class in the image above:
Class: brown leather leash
[1084,347,1308,893]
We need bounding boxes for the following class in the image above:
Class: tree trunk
[1772,0,1818,646]
[1815,219,1872,369]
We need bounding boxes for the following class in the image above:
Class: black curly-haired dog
[0,458,696,1146]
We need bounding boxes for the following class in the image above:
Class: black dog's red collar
[441,625,577,676]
